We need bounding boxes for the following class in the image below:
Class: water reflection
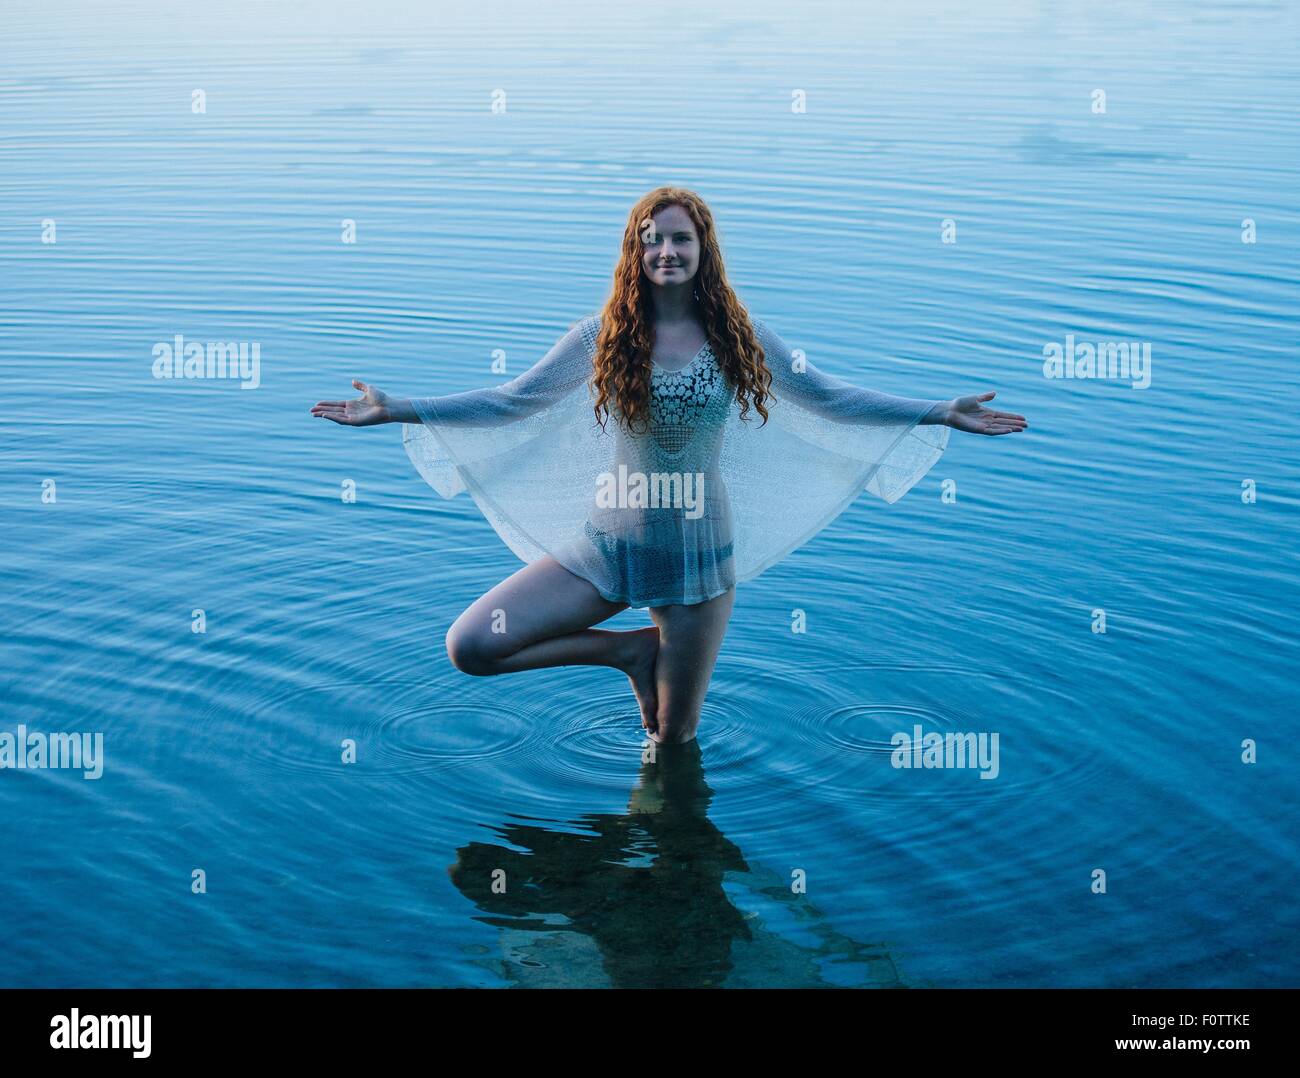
[450,741,902,988]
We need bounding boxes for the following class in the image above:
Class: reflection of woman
[449,742,753,988]
[312,186,1027,743]
[449,741,903,989]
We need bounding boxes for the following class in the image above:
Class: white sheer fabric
[402,314,949,607]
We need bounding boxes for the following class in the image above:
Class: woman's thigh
[646,588,735,743]
[445,556,628,668]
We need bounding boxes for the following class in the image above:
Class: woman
[311,187,1027,744]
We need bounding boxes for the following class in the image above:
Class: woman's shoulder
[570,313,602,358]
[746,315,783,355]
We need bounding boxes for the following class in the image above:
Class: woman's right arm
[311,320,594,429]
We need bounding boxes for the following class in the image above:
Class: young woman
[311,187,1027,744]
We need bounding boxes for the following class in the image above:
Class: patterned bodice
[644,345,731,459]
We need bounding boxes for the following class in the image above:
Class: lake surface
[2,0,1297,987]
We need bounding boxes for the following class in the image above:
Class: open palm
[311,380,391,426]
[947,392,1027,436]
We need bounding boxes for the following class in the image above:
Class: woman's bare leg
[644,588,735,744]
[444,556,660,727]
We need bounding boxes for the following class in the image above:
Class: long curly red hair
[590,187,771,433]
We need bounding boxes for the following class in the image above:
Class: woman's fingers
[309,382,370,416]
[977,408,1026,428]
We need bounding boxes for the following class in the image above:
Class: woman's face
[640,204,701,288]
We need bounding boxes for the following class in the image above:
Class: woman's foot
[620,627,660,734]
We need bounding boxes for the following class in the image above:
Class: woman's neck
[649,281,698,324]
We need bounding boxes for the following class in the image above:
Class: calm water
[2,0,1298,987]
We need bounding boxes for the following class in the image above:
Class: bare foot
[620,627,660,734]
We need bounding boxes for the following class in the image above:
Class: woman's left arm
[753,318,1026,436]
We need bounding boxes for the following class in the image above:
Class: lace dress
[402,314,949,608]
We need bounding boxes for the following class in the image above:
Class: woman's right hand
[311,380,393,426]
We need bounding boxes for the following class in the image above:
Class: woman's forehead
[652,205,695,230]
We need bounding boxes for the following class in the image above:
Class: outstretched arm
[753,318,1026,436]
[311,320,594,428]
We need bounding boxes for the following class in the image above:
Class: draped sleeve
[401,317,611,563]
[718,317,950,583]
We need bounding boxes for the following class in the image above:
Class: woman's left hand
[943,392,1028,436]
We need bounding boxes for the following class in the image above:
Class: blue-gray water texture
[2,1,1297,987]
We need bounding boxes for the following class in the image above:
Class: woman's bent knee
[444,622,505,676]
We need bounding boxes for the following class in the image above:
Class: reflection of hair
[591,186,771,433]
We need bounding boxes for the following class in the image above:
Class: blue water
[2,0,1298,987]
